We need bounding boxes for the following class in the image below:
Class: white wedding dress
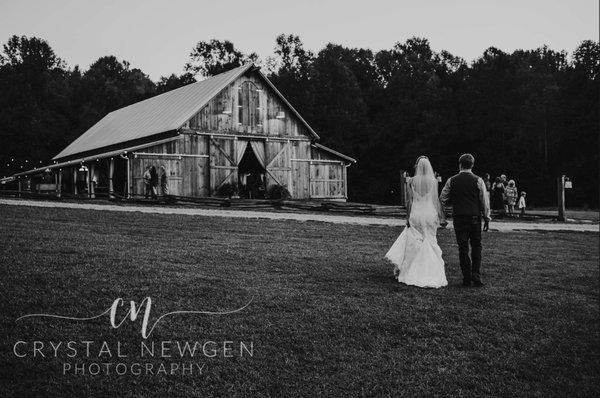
[386,159,448,288]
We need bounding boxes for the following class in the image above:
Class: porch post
[73,167,78,195]
[89,163,95,199]
[343,163,348,199]
[56,169,62,198]
[85,164,91,198]
[108,157,115,199]
[557,175,566,222]
[126,156,131,199]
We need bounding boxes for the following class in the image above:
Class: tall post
[73,167,78,195]
[343,163,348,200]
[108,157,115,199]
[557,175,566,222]
[56,169,62,198]
[85,164,91,198]
[89,163,96,199]
[126,156,131,199]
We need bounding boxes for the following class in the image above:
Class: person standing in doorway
[143,166,152,198]
[160,166,168,196]
[149,166,158,199]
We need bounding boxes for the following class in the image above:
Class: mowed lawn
[0,205,598,397]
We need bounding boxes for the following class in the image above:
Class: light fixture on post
[564,177,573,189]
[276,111,285,119]
[78,164,88,172]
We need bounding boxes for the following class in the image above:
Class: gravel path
[1,198,598,233]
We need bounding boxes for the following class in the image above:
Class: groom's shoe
[472,281,485,288]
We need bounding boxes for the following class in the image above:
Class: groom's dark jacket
[439,170,491,221]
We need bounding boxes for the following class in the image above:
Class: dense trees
[0,35,597,207]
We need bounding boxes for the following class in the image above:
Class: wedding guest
[143,166,152,198]
[491,177,506,216]
[518,192,527,217]
[150,166,158,199]
[159,166,168,196]
[500,174,509,212]
[505,180,518,214]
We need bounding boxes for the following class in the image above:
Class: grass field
[0,205,598,397]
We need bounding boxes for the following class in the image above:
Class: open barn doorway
[238,142,266,199]
[112,157,128,198]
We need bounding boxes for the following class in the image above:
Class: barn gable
[182,69,317,140]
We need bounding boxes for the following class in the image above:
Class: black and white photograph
[0,0,598,396]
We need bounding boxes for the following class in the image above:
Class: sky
[0,0,598,81]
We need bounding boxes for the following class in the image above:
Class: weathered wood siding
[183,72,311,139]
[290,140,311,199]
[309,146,347,200]
[265,140,291,194]
[209,136,237,195]
[131,135,209,197]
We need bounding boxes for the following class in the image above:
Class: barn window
[238,81,261,128]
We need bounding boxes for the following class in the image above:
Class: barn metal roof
[53,63,320,161]
[312,143,357,163]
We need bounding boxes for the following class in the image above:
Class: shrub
[266,184,291,200]
[217,182,238,198]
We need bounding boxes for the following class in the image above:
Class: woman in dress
[491,177,506,216]
[386,156,448,288]
[505,179,518,214]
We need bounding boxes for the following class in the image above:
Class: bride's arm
[437,197,447,225]
[437,177,451,226]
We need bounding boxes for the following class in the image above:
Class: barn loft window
[238,81,261,128]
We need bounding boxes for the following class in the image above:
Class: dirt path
[1,198,598,233]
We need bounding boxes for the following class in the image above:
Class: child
[518,191,527,217]
[506,180,518,214]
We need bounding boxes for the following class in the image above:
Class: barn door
[265,140,291,192]
[210,137,237,195]
[309,160,346,199]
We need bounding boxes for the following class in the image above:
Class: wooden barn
[8,63,356,201]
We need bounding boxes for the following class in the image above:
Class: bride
[386,156,448,288]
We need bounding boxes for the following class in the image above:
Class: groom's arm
[439,178,452,206]
[477,177,491,222]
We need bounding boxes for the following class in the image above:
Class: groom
[439,154,491,287]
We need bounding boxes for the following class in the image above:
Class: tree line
[0,34,597,207]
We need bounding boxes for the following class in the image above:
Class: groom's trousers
[453,215,482,283]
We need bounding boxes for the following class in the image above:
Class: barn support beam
[343,165,348,199]
[56,169,62,198]
[73,167,78,195]
[88,163,95,199]
[108,157,115,199]
[126,156,131,199]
